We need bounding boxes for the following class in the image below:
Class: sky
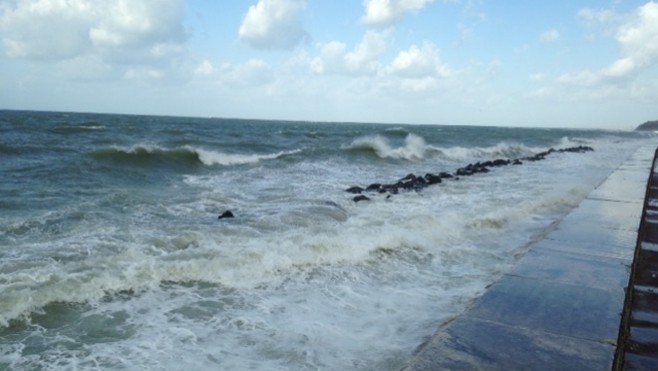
[1,0,657,129]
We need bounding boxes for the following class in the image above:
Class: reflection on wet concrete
[403,146,655,371]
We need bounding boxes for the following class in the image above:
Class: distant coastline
[636,120,658,131]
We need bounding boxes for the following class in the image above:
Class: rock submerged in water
[344,145,595,201]
[218,210,235,219]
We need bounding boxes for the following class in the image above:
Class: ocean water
[0,110,653,370]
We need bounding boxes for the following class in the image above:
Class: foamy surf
[0,111,653,371]
[346,133,439,160]
[344,132,589,163]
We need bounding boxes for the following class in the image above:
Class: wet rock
[366,183,383,192]
[492,159,510,167]
[399,173,417,182]
[424,173,443,185]
[218,210,235,219]
[456,168,473,176]
[343,145,594,202]
[382,184,399,194]
[345,186,364,194]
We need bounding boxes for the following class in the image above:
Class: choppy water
[0,110,652,370]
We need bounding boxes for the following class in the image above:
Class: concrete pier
[403,146,656,371]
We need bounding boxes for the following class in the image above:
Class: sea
[0,110,654,370]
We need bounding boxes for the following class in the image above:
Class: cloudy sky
[1,0,657,129]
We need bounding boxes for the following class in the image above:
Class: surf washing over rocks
[0,110,653,370]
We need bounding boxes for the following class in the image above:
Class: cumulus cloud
[239,0,308,50]
[384,42,454,92]
[388,42,451,78]
[311,31,389,75]
[0,0,94,60]
[0,0,186,62]
[560,2,658,88]
[615,2,658,70]
[309,34,453,93]
[362,0,437,27]
[539,29,560,43]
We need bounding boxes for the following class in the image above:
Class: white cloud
[383,42,455,93]
[238,0,308,50]
[362,0,437,27]
[311,31,390,75]
[0,0,94,60]
[615,2,658,71]
[387,42,451,78]
[0,0,186,68]
[90,0,185,49]
[560,1,658,89]
[539,29,560,43]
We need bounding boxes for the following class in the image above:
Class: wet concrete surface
[403,146,656,371]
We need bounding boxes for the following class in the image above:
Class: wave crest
[347,134,435,161]
[93,145,301,167]
[436,142,540,161]
[346,134,544,162]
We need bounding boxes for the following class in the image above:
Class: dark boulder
[345,186,364,194]
[343,145,594,203]
[560,145,593,153]
[382,184,399,194]
[492,159,510,167]
[455,168,473,176]
[397,175,427,191]
[218,210,235,219]
[424,173,442,185]
[366,183,383,192]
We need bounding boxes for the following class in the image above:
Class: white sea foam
[345,133,582,163]
[1,117,652,371]
[347,133,439,160]
[191,146,301,166]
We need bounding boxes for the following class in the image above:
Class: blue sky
[1,0,657,129]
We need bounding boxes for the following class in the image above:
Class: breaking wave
[346,134,439,161]
[434,142,541,161]
[346,133,554,162]
[92,145,301,167]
